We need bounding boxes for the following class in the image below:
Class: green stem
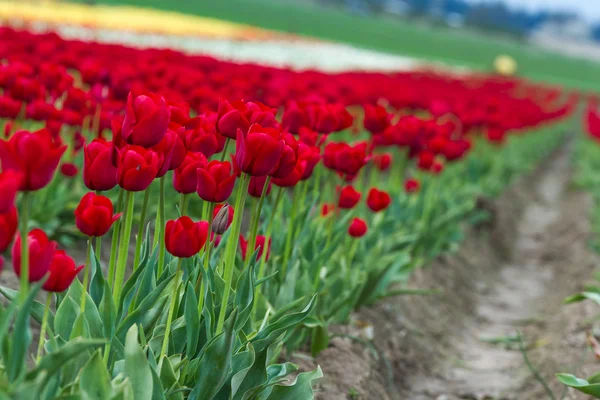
[196,202,215,316]
[35,294,52,363]
[95,236,102,263]
[19,191,31,303]
[157,176,166,277]
[219,138,231,162]
[79,238,92,312]
[311,163,323,202]
[281,188,300,276]
[108,189,125,286]
[112,191,135,304]
[133,187,151,271]
[246,177,270,266]
[161,258,183,359]
[216,173,250,335]
[180,193,189,216]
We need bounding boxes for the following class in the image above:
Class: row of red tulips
[0,26,578,399]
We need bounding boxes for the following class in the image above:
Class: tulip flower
[74,193,121,237]
[185,114,226,158]
[0,96,22,119]
[0,207,17,252]
[270,132,298,179]
[323,142,368,177]
[405,178,420,193]
[367,188,391,212]
[338,185,361,209]
[83,138,118,191]
[12,228,56,282]
[272,160,306,188]
[151,129,177,178]
[348,218,368,238]
[432,162,444,175]
[0,129,66,191]
[116,145,160,192]
[43,250,84,293]
[167,125,187,170]
[282,100,309,134]
[212,204,234,235]
[298,143,321,180]
[363,104,390,134]
[235,124,284,177]
[248,175,272,198]
[239,235,271,261]
[165,217,209,258]
[60,163,78,178]
[121,92,171,148]
[373,153,392,171]
[0,170,22,213]
[417,151,435,171]
[173,151,208,194]
[196,160,237,203]
[217,100,278,139]
[321,203,335,217]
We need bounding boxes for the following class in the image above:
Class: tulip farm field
[3,3,600,400]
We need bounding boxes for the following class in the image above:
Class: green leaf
[267,366,323,400]
[253,295,317,343]
[80,350,112,400]
[158,356,182,400]
[124,325,153,400]
[8,282,43,382]
[70,312,91,340]
[0,285,53,328]
[230,344,256,398]
[556,373,600,398]
[189,308,238,400]
[54,296,79,340]
[89,247,105,308]
[310,323,329,358]
[564,291,600,305]
[66,279,104,338]
[184,283,200,358]
[235,264,255,331]
[100,281,117,340]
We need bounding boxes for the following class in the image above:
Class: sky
[467,0,600,21]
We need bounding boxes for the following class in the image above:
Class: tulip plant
[0,26,579,399]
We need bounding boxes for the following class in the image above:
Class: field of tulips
[0,24,585,399]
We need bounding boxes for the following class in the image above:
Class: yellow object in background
[0,0,274,39]
[494,54,517,76]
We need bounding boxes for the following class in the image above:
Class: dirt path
[303,145,600,399]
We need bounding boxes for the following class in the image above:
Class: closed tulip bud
[173,152,208,194]
[212,204,233,235]
[0,207,17,252]
[404,178,420,193]
[12,229,57,282]
[373,153,392,171]
[196,160,237,203]
[75,193,121,237]
[367,188,391,212]
[348,218,368,238]
[235,124,284,177]
[338,185,361,209]
[0,170,22,213]
[239,235,271,261]
[43,250,84,293]
[116,145,160,192]
[83,138,118,191]
[165,217,209,258]
[121,92,171,148]
[0,129,66,191]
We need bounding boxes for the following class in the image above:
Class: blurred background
[6,0,600,91]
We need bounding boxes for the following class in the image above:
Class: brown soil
[293,146,600,399]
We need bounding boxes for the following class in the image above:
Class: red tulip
[116,145,160,192]
[323,142,368,177]
[0,129,66,191]
[0,96,22,119]
[171,152,206,194]
[363,104,390,134]
[167,124,187,170]
[0,207,17,252]
[239,235,271,261]
[60,163,78,178]
[321,203,335,217]
[217,100,277,139]
[235,124,284,177]
[12,229,57,282]
[417,151,435,171]
[348,218,367,238]
[196,160,237,202]
[404,178,420,193]
[373,153,392,171]
[121,92,171,148]
[432,161,444,175]
[43,250,84,293]
[151,128,176,178]
[0,170,22,213]
[338,185,361,209]
[83,138,118,191]
[272,160,306,188]
[270,132,298,179]
[248,175,272,198]
[367,188,391,212]
[282,100,309,134]
[298,143,321,180]
[185,114,226,158]
[75,193,121,237]
[165,217,209,258]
